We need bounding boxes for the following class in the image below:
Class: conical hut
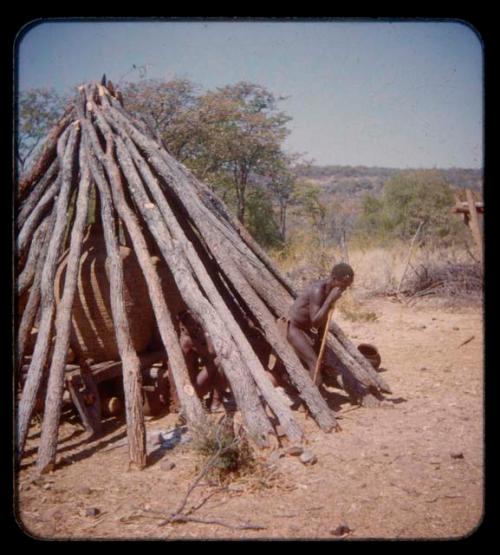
[16,80,391,475]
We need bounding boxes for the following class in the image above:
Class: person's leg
[287,323,318,378]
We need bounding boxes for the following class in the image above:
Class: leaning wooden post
[17,209,56,367]
[78,125,146,470]
[17,178,61,264]
[86,109,207,433]
[17,212,53,298]
[465,189,483,266]
[17,125,79,457]
[17,160,59,230]
[18,108,74,200]
[36,139,91,474]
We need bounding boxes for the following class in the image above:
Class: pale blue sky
[16,19,483,169]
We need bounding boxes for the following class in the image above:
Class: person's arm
[309,283,343,328]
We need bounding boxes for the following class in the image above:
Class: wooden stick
[17,159,59,230]
[17,213,52,298]
[17,125,79,457]
[17,209,56,367]
[36,138,91,474]
[397,220,424,295]
[18,107,74,200]
[466,189,483,266]
[17,177,61,264]
[313,307,334,385]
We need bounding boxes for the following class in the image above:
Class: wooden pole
[18,108,74,200]
[17,209,56,367]
[466,189,483,266]
[17,124,79,457]
[17,159,59,230]
[17,178,61,264]
[313,307,334,385]
[77,122,147,470]
[17,213,52,298]
[37,139,91,474]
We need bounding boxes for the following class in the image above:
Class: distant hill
[295,165,483,199]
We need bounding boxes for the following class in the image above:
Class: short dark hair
[331,262,354,281]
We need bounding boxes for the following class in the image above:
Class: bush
[355,170,468,248]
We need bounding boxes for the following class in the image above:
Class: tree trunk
[37,139,91,474]
[17,124,79,457]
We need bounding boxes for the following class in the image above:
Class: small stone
[450,451,464,459]
[331,523,351,537]
[299,450,317,465]
[77,486,92,495]
[286,445,303,456]
[43,483,51,490]
[420,325,427,329]
[453,327,460,331]
[85,507,100,517]
[269,450,284,464]
[160,460,176,471]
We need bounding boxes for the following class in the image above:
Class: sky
[16,19,484,169]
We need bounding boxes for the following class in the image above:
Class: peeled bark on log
[17,160,59,230]
[100,103,337,431]
[17,125,79,457]
[18,108,74,200]
[86,110,207,433]
[17,209,56,367]
[37,139,91,474]
[111,129,304,443]
[78,127,146,470]
[17,177,61,264]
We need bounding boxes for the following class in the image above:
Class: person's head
[330,262,354,290]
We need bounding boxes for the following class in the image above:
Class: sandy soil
[15,297,484,540]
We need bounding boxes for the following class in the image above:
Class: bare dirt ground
[15,297,484,540]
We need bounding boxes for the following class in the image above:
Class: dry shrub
[402,261,483,301]
[190,415,256,484]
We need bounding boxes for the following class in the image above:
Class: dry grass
[270,238,483,307]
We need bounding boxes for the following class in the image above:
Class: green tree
[17,88,68,171]
[356,170,467,246]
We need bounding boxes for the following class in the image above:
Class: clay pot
[357,343,382,370]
